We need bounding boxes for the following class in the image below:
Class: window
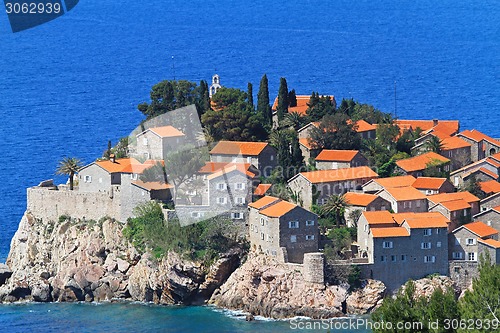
[266,234,270,242]
[98,177,103,183]
[305,220,315,226]
[466,238,476,246]
[216,183,227,190]
[271,250,277,256]
[250,224,254,231]
[424,229,432,236]
[463,209,467,217]
[424,256,435,263]
[191,212,200,218]
[217,197,227,204]
[421,242,431,249]
[289,221,299,228]
[260,233,265,240]
[452,252,464,260]
[436,229,440,234]
[270,155,274,161]
[437,242,442,248]
[231,212,243,219]
[142,138,148,145]
[290,235,297,243]
[235,197,245,204]
[468,252,476,261]
[235,183,245,190]
[454,266,460,273]
[364,224,368,232]
[246,157,252,163]
[383,241,393,249]
[401,255,407,262]
[130,174,138,180]
[416,200,421,208]
[260,218,265,226]
[84,175,92,183]
[305,235,315,241]
[426,190,433,195]
[391,255,396,262]
[380,256,387,262]
[454,176,459,186]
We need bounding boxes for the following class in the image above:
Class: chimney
[433,119,438,126]
[110,154,116,163]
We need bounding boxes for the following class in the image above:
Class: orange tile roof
[478,167,498,180]
[412,177,448,190]
[438,199,471,211]
[371,175,417,188]
[383,186,427,201]
[297,166,378,184]
[355,120,377,132]
[441,136,471,151]
[480,180,500,194]
[344,192,378,206]
[392,212,450,226]
[131,180,173,191]
[254,184,272,196]
[299,138,314,150]
[460,129,500,146]
[206,164,256,180]
[362,211,397,226]
[315,150,359,162]
[272,95,335,116]
[198,162,229,174]
[478,238,500,249]
[371,227,410,238]
[259,200,297,217]
[95,158,140,173]
[486,157,500,168]
[210,141,269,156]
[429,191,480,205]
[149,126,185,138]
[121,163,153,174]
[395,152,450,173]
[395,120,460,133]
[463,221,498,238]
[403,216,449,229]
[248,196,281,209]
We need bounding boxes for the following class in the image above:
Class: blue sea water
[0,0,498,331]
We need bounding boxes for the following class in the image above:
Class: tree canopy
[309,113,361,150]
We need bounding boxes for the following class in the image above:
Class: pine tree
[247,82,253,108]
[257,74,272,128]
[277,77,289,125]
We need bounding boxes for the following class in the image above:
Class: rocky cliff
[0,212,242,304]
[209,253,386,319]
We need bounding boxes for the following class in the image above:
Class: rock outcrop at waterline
[209,253,387,319]
[0,212,242,304]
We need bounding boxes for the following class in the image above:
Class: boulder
[0,264,12,285]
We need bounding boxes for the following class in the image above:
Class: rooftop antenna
[172,56,176,80]
[394,80,397,118]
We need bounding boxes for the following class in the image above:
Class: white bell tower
[209,74,222,98]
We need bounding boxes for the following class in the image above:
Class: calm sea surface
[0,0,498,331]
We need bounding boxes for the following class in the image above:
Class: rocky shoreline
[0,211,456,319]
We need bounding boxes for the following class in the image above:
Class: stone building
[78,157,141,193]
[479,180,500,197]
[135,125,185,160]
[376,186,428,213]
[272,95,336,129]
[362,175,416,194]
[298,138,321,164]
[457,129,500,162]
[287,166,379,209]
[411,177,455,195]
[472,206,500,232]
[450,156,500,188]
[209,141,277,177]
[395,152,451,177]
[440,136,472,170]
[315,149,368,170]
[248,196,319,264]
[428,192,480,231]
[343,192,391,227]
[448,221,498,261]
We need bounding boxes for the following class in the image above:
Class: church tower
[209,74,222,98]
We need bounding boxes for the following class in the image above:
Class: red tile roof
[254,184,272,196]
[438,199,471,211]
[259,200,297,217]
[248,196,281,209]
[148,126,185,138]
[392,212,450,226]
[480,180,500,194]
[344,192,378,206]
[371,227,410,238]
[460,129,500,146]
[362,211,397,226]
[395,120,460,133]
[95,158,140,173]
[478,167,498,180]
[198,162,231,174]
[429,191,480,205]
[355,120,377,132]
[396,152,450,173]
[210,141,269,156]
[441,136,471,151]
[272,95,335,116]
[383,186,427,201]
[297,166,378,184]
[206,164,256,180]
[463,221,498,238]
[131,180,173,191]
[315,150,360,162]
[478,238,500,249]
[299,138,314,150]
[412,177,448,190]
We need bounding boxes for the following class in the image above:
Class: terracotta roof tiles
[315,150,359,162]
[210,141,269,156]
[463,221,498,238]
[371,227,410,238]
[478,238,500,249]
[441,136,471,150]
[344,192,378,207]
[254,184,272,196]
[248,196,281,210]
[297,166,378,184]
[259,200,297,217]
[148,126,185,138]
[412,177,448,190]
[479,180,500,194]
[396,152,450,173]
[383,186,427,201]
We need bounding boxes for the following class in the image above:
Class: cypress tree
[247,82,253,108]
[288,89,297,107]
[257,74,272,127]
[277,77,289,125]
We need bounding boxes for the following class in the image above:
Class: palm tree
[321,194,349,228]
[282,111,304,131]
[425,136,443,154]
[56,157,83,190]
